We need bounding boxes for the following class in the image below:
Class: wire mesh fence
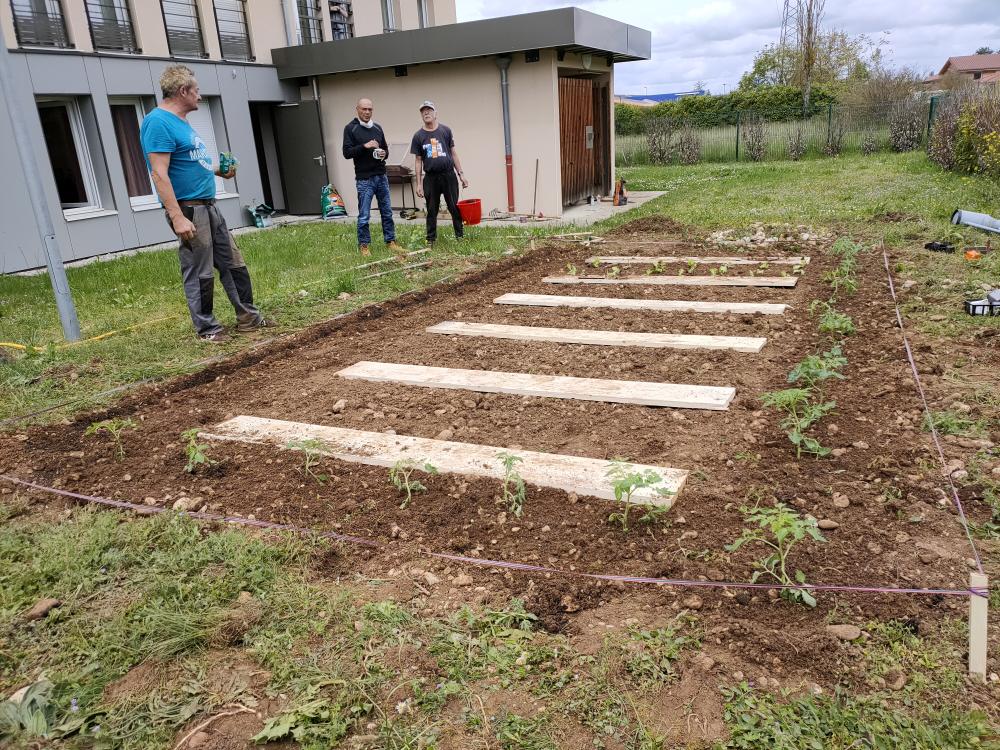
[616,99,942,166]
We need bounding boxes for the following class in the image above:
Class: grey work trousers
[173,202,262,336]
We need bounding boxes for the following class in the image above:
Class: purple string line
[880,243,985,576]
[3,475,986,599]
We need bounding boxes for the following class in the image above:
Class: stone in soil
[681,594,704,611]
[817,519,839,530]
[832,493,850,508]
[825,624,862,641]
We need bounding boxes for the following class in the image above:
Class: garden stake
[969,572,989,682]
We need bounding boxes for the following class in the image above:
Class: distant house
[614,90,707,107]
[924,54,1000,86]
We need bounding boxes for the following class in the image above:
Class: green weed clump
[181,428,216,474]
[726,502,826,607]
[496,452,527,518]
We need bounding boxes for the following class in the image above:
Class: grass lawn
[0,221,551,423]
[2,152,999,748]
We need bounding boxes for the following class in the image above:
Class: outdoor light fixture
[525,49,539,63]
[394,65,408,77]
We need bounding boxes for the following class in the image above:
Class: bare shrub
[842,68,922,109]
[861,133,879,155]
[927,85,1000,175]
[676,125,701,165]
[646,117,679,165]
[787,127,806,160]
[889,101,924,152]
[740,113,766,162]
[927,97,960,169]
[823,113,846,156]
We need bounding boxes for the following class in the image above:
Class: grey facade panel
[272,7,651,79]
[1,50,287,273]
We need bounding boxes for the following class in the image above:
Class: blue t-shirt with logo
[140,108,216,201]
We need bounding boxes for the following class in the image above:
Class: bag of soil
[322,185,347,219]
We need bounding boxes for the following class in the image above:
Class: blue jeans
[356,174,395,246]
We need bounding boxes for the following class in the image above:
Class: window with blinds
[10,0,72,48]
[297,0,323,44]
[213,0,252,61]
[160,0,205,58]
[329,1,353,40]
[85,0,139,53]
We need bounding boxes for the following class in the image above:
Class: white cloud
[457,0,1000,94]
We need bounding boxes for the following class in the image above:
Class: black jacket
[342,118,388,179]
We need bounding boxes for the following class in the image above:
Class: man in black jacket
[410,100,468,244]
[342,98,401,256]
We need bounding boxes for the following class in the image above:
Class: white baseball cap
[419,100,436,111]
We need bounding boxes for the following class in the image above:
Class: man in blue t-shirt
[140,64,272,342]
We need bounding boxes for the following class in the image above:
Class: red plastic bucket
[457,198,482,225]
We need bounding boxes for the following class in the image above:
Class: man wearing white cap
[410,100,468,244]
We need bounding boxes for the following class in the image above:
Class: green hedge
[615,86,839,134]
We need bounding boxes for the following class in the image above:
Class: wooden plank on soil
[584,255,809,266]
[543,275,799,288]
[337,361,735,410]
[494,293,787,315]
[426,321,766,353]
[203,416,687,505]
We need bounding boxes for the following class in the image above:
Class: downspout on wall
[496,55,515,213]
[281,0,298,47]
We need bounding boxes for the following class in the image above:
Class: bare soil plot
[1,221,993,687]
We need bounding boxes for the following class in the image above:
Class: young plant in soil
[389,459,439,509]
[496,452,527,518]
[181,428,216,474]
[606,461,674,532]
[565,263,579,276]
[787,345,847,396]
[809,300,856,336]
[760,388,835,458]
[286,438,329,485]
[607,265,622,279]
[83,417,137,461]
[726,502,826,607]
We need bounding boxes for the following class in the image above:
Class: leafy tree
[975,47,994,55]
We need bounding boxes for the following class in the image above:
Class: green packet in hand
[219,151,239,174]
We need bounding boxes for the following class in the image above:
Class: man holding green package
[141,64,274,343]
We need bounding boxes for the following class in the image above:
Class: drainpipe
[496,56,515,213]
[952,209,1000,235]
[281,0,298,46]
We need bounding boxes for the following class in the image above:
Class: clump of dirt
[102,659,182,703]
[607,215,690,237]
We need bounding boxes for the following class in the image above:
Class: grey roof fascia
[272,7,651,80]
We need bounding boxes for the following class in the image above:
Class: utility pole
[0,39,80,341]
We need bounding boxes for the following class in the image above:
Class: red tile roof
[940,53,1000,74]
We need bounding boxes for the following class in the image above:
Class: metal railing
[161,0,207,58]
[85,0,139,53]
[10,0,72,49]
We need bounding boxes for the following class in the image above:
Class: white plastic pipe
[952,209,1000,234]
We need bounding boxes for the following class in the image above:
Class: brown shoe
[387,241,407,262]
[359,244,371,257]
[237,317,278,333]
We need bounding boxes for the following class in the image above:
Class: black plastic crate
[965,299,1000,316]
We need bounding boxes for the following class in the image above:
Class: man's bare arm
[451,147,469,189]
[148,152,196,241]
[414,154,424,198]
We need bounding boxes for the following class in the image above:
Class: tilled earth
[2,218,997,692]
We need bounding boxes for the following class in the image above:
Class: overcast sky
[458,0,1000,95]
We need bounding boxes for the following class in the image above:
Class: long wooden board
[203,416,687,504]
[584,255,809,266]
[494,293,787,315]
[426,321,766,353]
[543,275,799,288]
[337,361,735,410]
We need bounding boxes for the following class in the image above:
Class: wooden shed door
[559,77,609,206]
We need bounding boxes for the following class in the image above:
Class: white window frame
[109,96,159,210]
[37,98,104,218]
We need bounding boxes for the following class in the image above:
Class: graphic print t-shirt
[140,108,216,201]
[410,125,455,174]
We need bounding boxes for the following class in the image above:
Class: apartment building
[0,0,456,273]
